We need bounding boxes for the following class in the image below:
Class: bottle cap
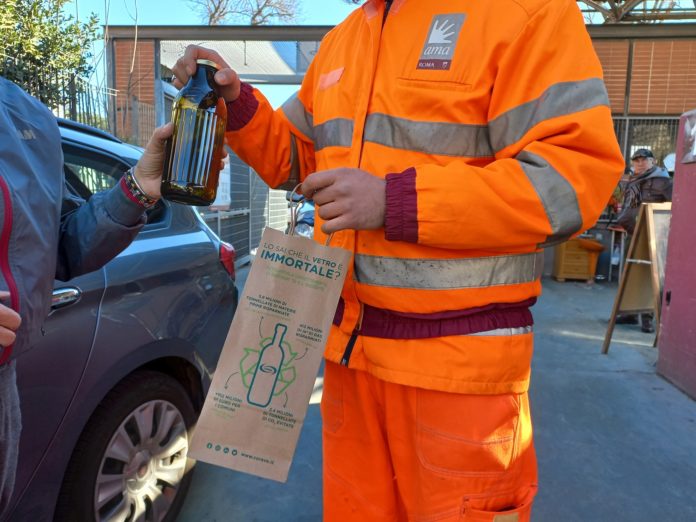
[196,59,221,70]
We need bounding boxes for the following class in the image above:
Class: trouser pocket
[461,486,537,522]
[416,389,521,476]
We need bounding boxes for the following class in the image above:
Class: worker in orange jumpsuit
[174,1,623,519]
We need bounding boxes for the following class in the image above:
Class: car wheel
[54,370,197,522]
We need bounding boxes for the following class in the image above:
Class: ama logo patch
[417,14,466,71]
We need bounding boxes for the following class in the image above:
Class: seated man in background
[615,148,673,332]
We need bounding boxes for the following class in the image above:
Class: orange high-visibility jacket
[226,0,624,394]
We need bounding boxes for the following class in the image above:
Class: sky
[66,0,357,106]
[68,0,356,26]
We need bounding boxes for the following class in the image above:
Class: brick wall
[114,39,155,102]
[113,39,155,143]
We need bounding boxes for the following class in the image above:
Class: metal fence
[1,52,158,147]
[114,93,156,147]
[1,54,117,134]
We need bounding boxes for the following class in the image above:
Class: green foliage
[0,0,99,108]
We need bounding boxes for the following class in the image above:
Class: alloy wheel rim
[94,400,188,522]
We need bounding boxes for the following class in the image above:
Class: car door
[13,143,131,498]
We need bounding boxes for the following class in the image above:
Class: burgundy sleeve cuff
[226,82,259,131]
[384,167,418,243]
[119,176,145,207]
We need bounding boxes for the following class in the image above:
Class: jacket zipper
[0,175,20,365]
[340,303,364,366]
[384,0,393,18]
[341,3,390,367]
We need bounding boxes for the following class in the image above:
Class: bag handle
[289,183,333,246]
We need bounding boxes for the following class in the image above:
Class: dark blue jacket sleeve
[55,180,147,281]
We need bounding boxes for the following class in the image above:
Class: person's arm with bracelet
[54,124,172,281]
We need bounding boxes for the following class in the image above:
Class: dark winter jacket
[0,76,147,364]
[616,165,672,234]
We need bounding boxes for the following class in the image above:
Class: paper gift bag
[189,227,350,482]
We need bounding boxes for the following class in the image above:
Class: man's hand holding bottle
[172,45,241,102]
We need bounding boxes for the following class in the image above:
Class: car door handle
[51,287,82,310]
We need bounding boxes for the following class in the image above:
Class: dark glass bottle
[161,59,228,206]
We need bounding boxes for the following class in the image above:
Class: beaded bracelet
[122,168,158,208]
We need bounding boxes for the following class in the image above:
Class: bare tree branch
[187,0,299,25]
[187,0,232,25]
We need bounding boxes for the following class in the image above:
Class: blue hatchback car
[7,120,238,522]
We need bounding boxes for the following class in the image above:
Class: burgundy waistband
[333,297,536,339]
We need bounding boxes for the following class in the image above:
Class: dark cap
[631,148,654,160]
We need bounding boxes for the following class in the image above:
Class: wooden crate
[552,238,604,282]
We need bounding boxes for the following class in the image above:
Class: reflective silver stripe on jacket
[488,78,610,153]
[283,78,608,157]
[275,134,302,191]
[281,92,353,151]
[354,252,544,289]
[315,118,353,151]
[469,326,533,336]
[363,113,493,157]
[517,150,583,247]
[281,93,314,141]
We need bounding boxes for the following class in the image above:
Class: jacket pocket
[416,389,520,476]
[396,77,472,93]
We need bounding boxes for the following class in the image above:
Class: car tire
[54,370,197,522]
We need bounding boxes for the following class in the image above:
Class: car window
[62,144,128,195]
[62,142,168,225]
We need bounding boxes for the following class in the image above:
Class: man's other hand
[0,291,21,347]
[302,168,386,235]
[171,45,241,102]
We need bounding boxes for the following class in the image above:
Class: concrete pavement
[531,279,696,522]
[179,274,696,521]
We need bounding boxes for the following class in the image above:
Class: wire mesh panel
[613,117,628,157]
[626,118,680,168]
[612,116,679,167]
[227,154,252,259]
[250,169,270,250]
[249,171,288,249]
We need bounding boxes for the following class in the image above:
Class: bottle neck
[271,324,287,345]
[193,64,217,91]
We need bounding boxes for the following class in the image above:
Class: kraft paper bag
[189,227,350,482]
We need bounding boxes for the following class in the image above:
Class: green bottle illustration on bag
[247,323,287,407]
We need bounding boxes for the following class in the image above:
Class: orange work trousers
[321,361,538,521]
